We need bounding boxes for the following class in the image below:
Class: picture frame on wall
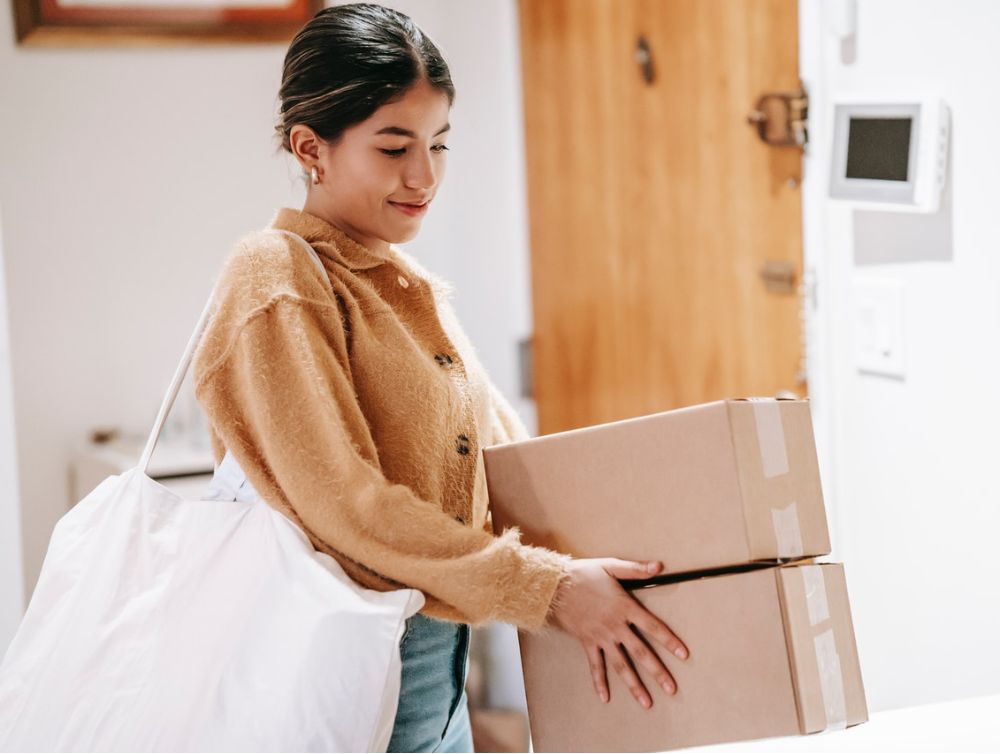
[12,0,324,46]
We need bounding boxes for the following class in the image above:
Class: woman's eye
[379,145,450,158]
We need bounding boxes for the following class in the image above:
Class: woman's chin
[388,225,422,244]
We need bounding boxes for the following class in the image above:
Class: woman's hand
[547,558,689,709]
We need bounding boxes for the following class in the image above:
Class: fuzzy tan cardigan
[192,207,572,630]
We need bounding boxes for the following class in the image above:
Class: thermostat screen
[845,118,912,181]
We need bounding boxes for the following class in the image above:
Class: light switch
[853,278,905,379]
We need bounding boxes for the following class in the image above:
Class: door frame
[797,0,840,552]
[0,200,27,648]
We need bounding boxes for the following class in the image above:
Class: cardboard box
[469,708,529,753]
[519,562,868,752]
[484,398,830,574]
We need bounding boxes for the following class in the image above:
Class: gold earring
[310,166,320,185]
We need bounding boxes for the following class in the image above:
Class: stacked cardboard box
[483,397,867,752]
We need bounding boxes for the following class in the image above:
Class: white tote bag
[0,230,425,752]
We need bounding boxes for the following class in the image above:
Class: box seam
[774,566,809,735]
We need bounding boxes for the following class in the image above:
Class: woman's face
[293,78,451,254]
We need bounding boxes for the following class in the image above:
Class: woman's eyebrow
[374,124,451,138]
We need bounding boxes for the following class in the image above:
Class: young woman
[193,3,689,751]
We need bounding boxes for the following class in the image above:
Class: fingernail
[661,681,674,694]
[647,562,659,573]
[675,647,688,660]
[600,690,608,703]
[641,696,651,709]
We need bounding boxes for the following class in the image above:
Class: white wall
[801,0,1000,712]
[0,0,533,705]
[0,21,293,605]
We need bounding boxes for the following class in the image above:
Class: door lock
[747,86,808,147]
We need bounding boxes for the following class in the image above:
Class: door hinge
[517,336,534,400]
[760,260,797,295]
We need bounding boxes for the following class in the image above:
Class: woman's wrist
[545,561,576,628]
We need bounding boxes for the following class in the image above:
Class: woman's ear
[289,124,323,171]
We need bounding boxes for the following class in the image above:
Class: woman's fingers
[621,626,676,696]
[604,642,653,708]
[563,558,688,710]
[628,603,690,660]
[602,558,663,580]
[586,644,609,703]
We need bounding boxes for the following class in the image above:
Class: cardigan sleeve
[194,294,571,631]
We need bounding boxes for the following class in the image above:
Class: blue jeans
[387,613,473,753]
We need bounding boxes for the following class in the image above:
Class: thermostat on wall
[829,96,949,213]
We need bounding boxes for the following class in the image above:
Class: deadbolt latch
[747,87,808,147]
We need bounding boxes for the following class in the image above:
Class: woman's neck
[300,201,392,257]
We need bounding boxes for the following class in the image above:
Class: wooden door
[519,0,803,434]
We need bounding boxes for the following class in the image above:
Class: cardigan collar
[268,207,395,271]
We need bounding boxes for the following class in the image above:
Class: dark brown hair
[275,2,455,168]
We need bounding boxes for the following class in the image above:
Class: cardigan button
[456,434,471,455]
[434,353,455,367]
[397,274,410,288]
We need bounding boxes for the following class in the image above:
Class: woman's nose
[403,150,436,190]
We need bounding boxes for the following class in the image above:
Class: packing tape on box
[801,566,848,731]
[748,399,803,559]
[747,397,790,478]
[801,564,830,625]
[771,501,805,559]
[814,629,848,731]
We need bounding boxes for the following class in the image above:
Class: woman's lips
[388,200,429,217]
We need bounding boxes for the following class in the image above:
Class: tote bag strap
[138,229,330,475]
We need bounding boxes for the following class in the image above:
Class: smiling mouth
[388,200,430,216]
